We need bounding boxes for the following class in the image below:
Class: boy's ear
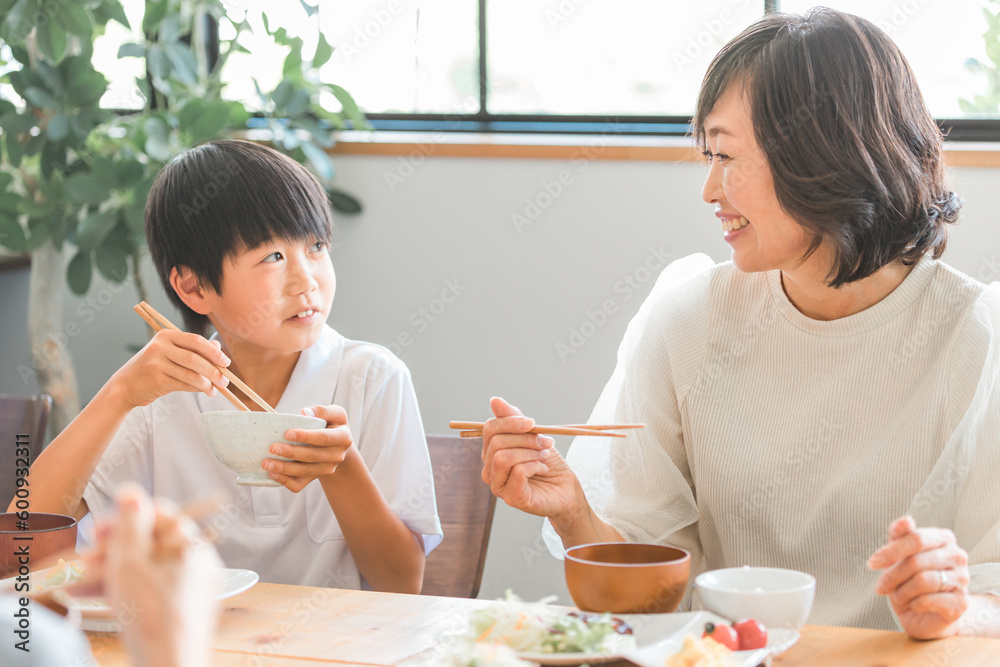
[169,266,213,315]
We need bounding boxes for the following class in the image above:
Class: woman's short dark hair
[692,8,960,287]
[146,140,333,334]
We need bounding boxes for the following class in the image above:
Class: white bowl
[693,566,815,631]
[200,411,326,486]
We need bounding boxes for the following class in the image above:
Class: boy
[19,140,441,592]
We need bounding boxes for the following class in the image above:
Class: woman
[481,8,1000,639]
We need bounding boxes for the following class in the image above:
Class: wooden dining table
[86,582,1000,666]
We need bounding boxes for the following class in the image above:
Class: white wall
[2,152,999,604]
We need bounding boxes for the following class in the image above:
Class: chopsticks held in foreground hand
[449,421,645,439]
[132,301,275,413]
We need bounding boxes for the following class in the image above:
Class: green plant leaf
[0,110,37,135]
[0,173,13,191]
[36,19,68,63]
[25,216,51,252]
[299,0,317,17]
[292,117,333,147]
[56,2,93,37]
[282,40,303,78]
[40,139,67,179]
[47,113,69,140]
[34,60,64,95]
[301,141,334,181]
[0,0,33,47]
[24,132,44,156]
[165,42,198,84]
[49,213,70,249]
[98,0,130,29]
[142,0,168,36]
[67,250,93,295]
[0,193,19,213]
[63,57,108,106]
[327,187,362,214]
[159,14,182,42]
[76,209,116,250]
[118,42,146,59]
[116,159,144,187]
[91,155,118,187]
[0,213,26,252]
[189,100,230,141]
[313,33,333,68]
[124,202,145,234]
[23,86,61,110]
[271,79,294,108]
[144,116,173,161]
[285,89,310,117]
[146,46,171,79]
[177,97,204,128]
[5,134,24,167]
[327,84,367,128]
[65,174,110,205]
[95,233,130,282]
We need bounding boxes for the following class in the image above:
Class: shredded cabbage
[40,559,85,589]
[462,591,637,655]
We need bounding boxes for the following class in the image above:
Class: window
[92,0,146,109]
[781,0,1000,121]
[86,0,1000,139]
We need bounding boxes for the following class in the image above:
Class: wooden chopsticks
[132,301,275,413]
[449,421,644,439]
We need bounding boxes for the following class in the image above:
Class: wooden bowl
[0,513,77,579]
[565,542,690,614]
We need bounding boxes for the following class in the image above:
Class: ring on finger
[938,570,949,593]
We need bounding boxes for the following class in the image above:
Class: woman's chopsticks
[132,301,276,413]
[449,421,645,438]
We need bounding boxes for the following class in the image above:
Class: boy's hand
[263,405,354,492]
[111,330,231,409]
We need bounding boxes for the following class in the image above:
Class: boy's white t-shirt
[83,325,443,589]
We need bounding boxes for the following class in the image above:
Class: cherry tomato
[702,622,739,651]
[733,618,768,650]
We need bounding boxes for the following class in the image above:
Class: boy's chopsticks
[449,421,644,439]
[132,301,276,413]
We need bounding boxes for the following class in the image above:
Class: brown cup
[565,542,690,614]
[0,513,78,579]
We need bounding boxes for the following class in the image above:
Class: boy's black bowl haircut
[145,140,334,335]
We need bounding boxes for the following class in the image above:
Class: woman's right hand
[110,329,231,409]
[481,397,585,523]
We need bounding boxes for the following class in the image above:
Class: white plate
[623,611,799,667]
[1,562,259,632]
[517,610,798,666]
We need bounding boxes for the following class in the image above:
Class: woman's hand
[481,397,586,525]
[264,405,354,492]
[85,484,222,667]
[869,515,971,639]
[109,329,231,409]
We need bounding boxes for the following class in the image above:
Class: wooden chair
[0,394,52,510]
[421,435,496,599]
